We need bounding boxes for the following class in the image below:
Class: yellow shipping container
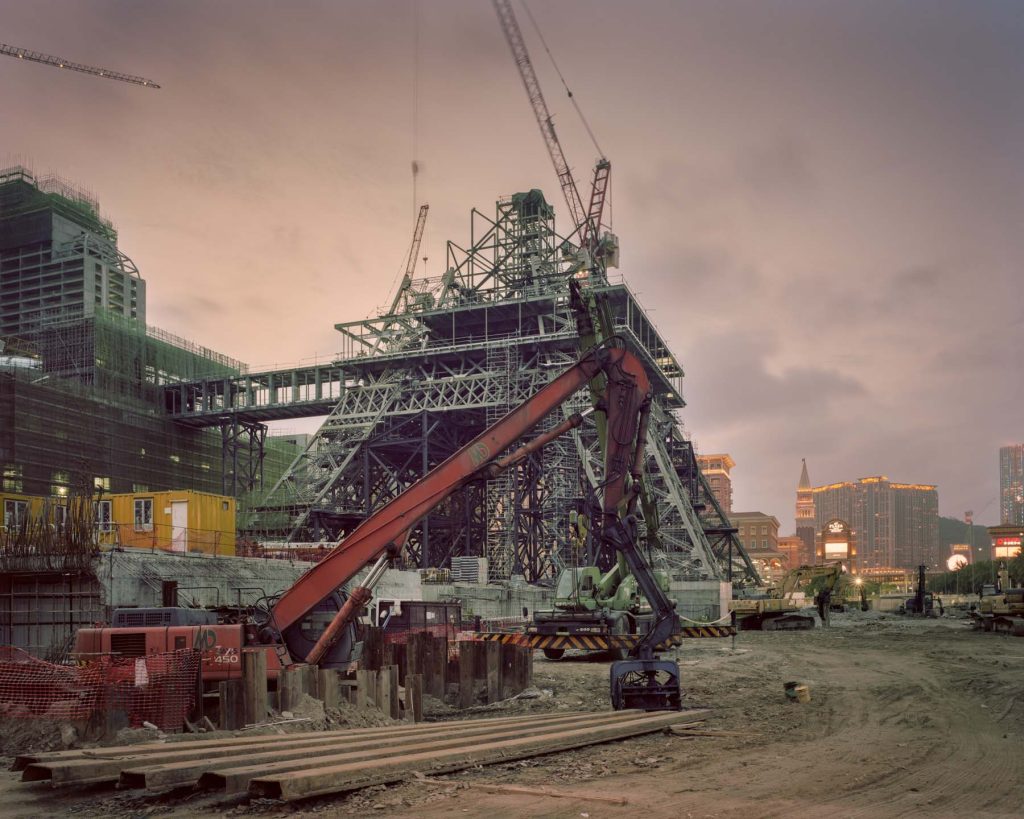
[103,489,236,556]
[1,492,48,530]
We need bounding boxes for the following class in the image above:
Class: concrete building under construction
[0,166,304,654]
[0,166,299,501]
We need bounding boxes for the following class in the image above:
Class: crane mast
[0,42,160,88]
[581,158,611,253]
[387,204,429,315]
[492,0,587,233]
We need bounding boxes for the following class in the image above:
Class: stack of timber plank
[13,709,704,802]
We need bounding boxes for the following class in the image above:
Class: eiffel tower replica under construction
[243,189,757,585]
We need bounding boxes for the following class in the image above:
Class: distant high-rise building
[696,453,734,515]
[1000,445,1024,525]
[813,476,938,571]
[0,166,297,501]
[0,167,145,337]
[795,459,816,565]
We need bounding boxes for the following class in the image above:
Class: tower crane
[387,204,429,315]
[491,1,609,254]
[0,42,160,88]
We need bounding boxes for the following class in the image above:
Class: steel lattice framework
[241,191,749,583]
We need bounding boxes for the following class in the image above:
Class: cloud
[1,0,1020,526]
[735,135,818,208]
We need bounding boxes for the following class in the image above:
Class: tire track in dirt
[643,620,1023,819]
[735,625,1023,819]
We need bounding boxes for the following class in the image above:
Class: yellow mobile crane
[730,562,845,630]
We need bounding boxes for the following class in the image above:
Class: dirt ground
[2,612,1022,818]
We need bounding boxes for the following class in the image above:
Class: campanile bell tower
[796,459,816,564]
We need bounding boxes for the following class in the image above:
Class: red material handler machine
[76,340,682,709]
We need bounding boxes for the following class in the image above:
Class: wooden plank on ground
[669,726,746,738]
[195,711,660,795]
[17,712,593,784]
[249,711,701,801]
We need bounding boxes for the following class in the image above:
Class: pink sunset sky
[1,0,1020,527]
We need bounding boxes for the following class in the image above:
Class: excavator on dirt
[730,562,845,630]
[75,340,683,710]
[971,565,1024,635]
[898,565,939,617]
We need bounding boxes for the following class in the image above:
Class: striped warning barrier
[680,625,736,638]
[471,625,735,652]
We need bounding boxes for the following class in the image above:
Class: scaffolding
[0,165,116,243]
[0,165,146,338]
[0,307,295,501]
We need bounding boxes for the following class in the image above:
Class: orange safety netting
[0,646,199,730]
[382,624,459,659]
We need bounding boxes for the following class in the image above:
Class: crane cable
[519,0,604,160]
[381,0,425,317]
[412,0,421,220]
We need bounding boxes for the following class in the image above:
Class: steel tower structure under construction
[243,190,752,583]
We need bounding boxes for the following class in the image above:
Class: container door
[171,501,188,552]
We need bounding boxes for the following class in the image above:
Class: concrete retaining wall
[669,581,732,623]
[97,548,316,610]
[373,572,731,624]
[369,570,554,621]
[2,555,732,658]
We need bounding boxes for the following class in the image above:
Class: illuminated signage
[994,537,1022,560]
[825,541,849,559]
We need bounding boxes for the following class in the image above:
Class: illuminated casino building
[813,476,939,572]
[816,518,858,573]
